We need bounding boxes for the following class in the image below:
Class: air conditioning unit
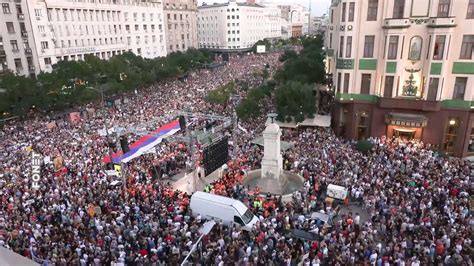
[36,16,41,20]
[41,33,47,37]
[41,49,45,53]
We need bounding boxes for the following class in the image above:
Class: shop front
[385,112,428,140]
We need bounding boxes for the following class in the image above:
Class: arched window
[408,36,422,60]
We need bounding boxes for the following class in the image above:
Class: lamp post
[87,77,127,198]
[87,81,113,165]
[181,220,216,266]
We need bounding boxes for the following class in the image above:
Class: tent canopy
[250,137,293,151]
[265,115,331,129]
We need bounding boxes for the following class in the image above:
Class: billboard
[256,45,266,53]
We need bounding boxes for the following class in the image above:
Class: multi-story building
[1,0,40,77]
[327,0,474,157]
[1,0,167,76]
[163,0,198,53]
[197,0,282,51]
[278,4,310,37]
[310,15,328,35]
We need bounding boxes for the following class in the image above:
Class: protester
[0,50,472,265]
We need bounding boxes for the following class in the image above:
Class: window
[241,209,254,224]
[367,0,378,21]
[348,2,355,22]
[234,216,244,226]
[337,73,342,93]
[44,57,51,66]
[6,22,15,33]
[437,0,450,17]
[453,77,467,100]
[364,36,375,58]
[388,36,399,59]
[2,3,11,14]
[41,41,49,49]
[330,10,334,23]
[14,58,22,69]
[427,78,439,101]
[346,36,352,58]
[443,118,459,153]
[341,3,346,22]
[433,35,446,60]
[383,76,394,98]
[393,0,405,19]
[408,36,422,60]
[329,33,333,48]
[361,74,371,94]
[339,36,344,57]
[468,0,474,19]
[343,73,350,93]
[460,35,474,59]
[356,111,370,140]
[10,40,19,51]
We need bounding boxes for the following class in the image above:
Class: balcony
[383,18,410,29]
[17,13,25,20]
[25,48,32,54]
[378,97,441,111]
[28,65,35,72]
[427,17,456,28]
[21,31,28,38]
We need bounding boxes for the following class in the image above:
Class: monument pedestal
[261,123,283,180]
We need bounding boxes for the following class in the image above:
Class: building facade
[278,4,310,38]
[1,0,40,77]
[1,0,168,76]
[197,0,282,51]
[163,0,198,53]
[310,15,329,35]
[327,0,474,157]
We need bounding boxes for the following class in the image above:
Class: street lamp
[181,220,216,265]
[87,79,128,199]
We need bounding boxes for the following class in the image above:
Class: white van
[190,191,259,231]
[327,184,348,200]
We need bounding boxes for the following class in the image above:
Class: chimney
[246,0,256,4]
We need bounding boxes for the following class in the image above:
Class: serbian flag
[103,120,181,164]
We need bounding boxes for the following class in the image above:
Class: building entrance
[393,128,417,140]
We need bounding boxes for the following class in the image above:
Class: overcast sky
[198,0,331,16]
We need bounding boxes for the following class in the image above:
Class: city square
[0,0,473,265]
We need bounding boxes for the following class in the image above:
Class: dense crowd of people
[0,50,472,266]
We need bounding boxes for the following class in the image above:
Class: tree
[275,34,326,85]
[274,81,317,123]
[236,98,260,121]
[279,49,297,62]
[205,81,235,104]
[0,48,212,118]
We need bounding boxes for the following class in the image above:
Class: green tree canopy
[205,81,235,104]
[275,35,325,85]
[274,81,317,123]
[279,49,298,62]
[0,48,212,118]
